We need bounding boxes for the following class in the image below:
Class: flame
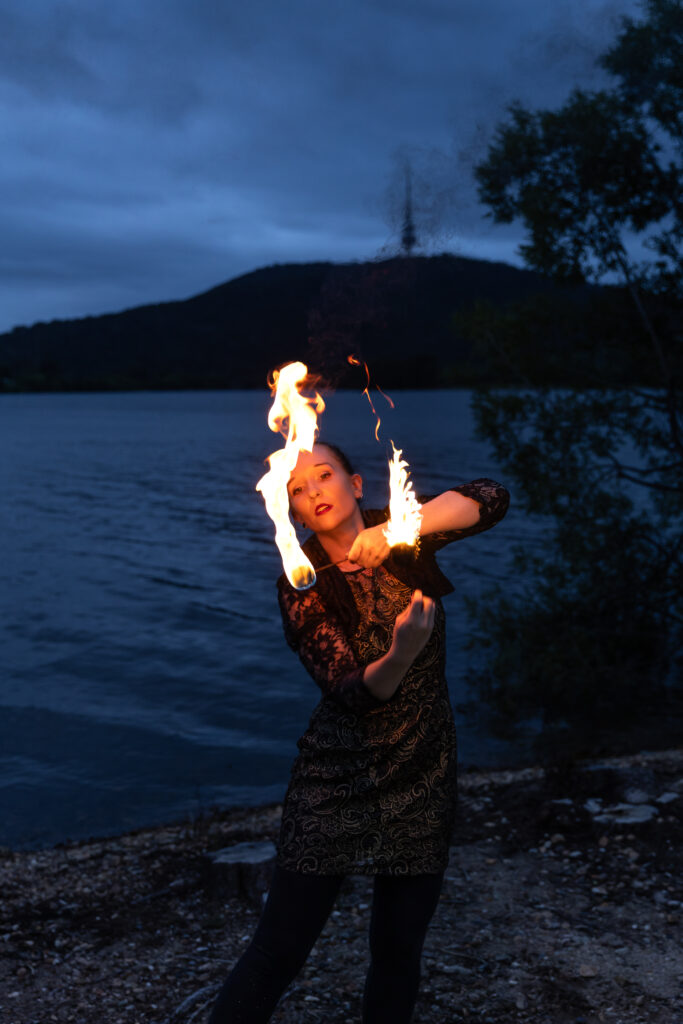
[383,441,422,548]
[347,354,394,441]
[347,355,421,551]
[256,362,324,590]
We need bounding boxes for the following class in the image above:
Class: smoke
[306,258,419,388]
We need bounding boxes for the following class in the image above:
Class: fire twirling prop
[384,441,423,548]
[257,360,422,589]
[256,362,324,591]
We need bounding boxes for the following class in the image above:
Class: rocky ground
[2,747,682,1024]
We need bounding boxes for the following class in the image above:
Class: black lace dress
[275,479,509,876]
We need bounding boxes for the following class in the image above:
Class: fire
[346,356,421,550]
[256,362,324,590]
[257,359,422,587]
[383,441,423,548]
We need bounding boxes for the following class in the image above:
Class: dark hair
[315,441,356,476]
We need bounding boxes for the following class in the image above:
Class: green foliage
[453,288,683,388]
[601,0,683,146]
[467,389,682,733]
[476,1,683,303]
[477,90,669,283]
[468,0,683,745]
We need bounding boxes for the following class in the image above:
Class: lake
[0,389,539,849]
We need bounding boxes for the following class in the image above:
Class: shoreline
[2,745,682,1024]
[6,696,683,856]
[7,721,683,855]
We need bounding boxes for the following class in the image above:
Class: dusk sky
[1,0,641,334]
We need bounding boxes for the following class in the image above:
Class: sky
[0,0,642,334]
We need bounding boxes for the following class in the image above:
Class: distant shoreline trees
[0,254,596,393]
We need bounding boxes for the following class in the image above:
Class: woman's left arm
[419,477,510,548]
[347,478,509,566]
[419,489,480,534]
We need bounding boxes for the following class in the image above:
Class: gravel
[2,748,682,1024]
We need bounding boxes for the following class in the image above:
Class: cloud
[0,0,642,332]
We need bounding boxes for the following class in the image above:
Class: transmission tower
[401,164,417,255]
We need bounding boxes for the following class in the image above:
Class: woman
[208,442,509,1024]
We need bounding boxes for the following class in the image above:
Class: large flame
[256,362,324,590]
[383,441,423,548]
[347,356,421,551]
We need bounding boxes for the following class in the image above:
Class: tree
[465,0,683,754]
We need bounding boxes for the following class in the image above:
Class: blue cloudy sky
[0,0,641,333]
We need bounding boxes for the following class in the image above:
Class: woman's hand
[347,524,391,568]
[390,589,435,663]
[362,589,436,702]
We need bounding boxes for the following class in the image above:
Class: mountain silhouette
[0,254,581,391]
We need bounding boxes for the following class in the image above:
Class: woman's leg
[361,871,445,1024]
[207,864,344,1024]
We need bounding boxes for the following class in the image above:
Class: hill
[0,254,581,391]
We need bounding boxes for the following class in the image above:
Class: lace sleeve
[277,578,387,715]
[418,478,510,551]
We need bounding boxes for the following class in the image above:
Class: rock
[656,792,679,804]
[624,788,652,804]
[435,962,472,977]
[578,963,599,977]
[203,840,277,906]
[593,803,658,825]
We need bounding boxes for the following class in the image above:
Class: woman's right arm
[363,590,435,702]
[277,581,434,713]
[278,580,386,714]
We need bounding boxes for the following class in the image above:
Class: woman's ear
[351,473,363,499]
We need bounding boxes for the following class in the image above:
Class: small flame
[256,362,323,590]
[383,441,422,548]
[348,354,394,441]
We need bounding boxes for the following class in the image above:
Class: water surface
[0,389,537,848]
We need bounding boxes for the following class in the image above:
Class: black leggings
[207,864,444,1024]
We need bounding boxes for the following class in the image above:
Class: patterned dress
[275,479,509,876]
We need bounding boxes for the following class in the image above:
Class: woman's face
[287,444,363,534]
